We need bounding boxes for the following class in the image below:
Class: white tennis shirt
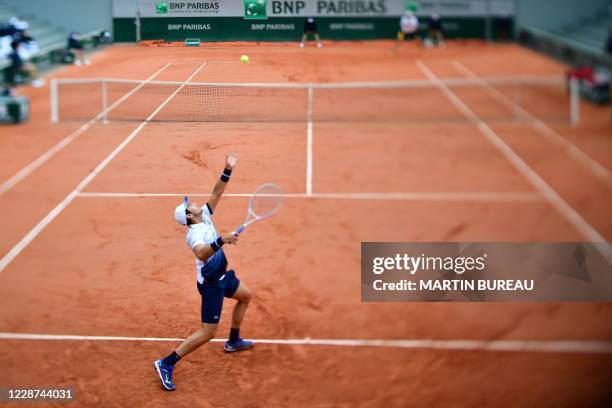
[185,204,220,284]
[400,14,419,34]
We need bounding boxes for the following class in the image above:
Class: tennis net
[50,76,579,124]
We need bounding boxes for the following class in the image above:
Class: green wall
[113,18,138,41]
[113,16,514,43]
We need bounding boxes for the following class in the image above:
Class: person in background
[567,65,610,104]
[606,28,612,54]
[68,32,90,65]
[8,17,24,38]
[1,20,16,37]
[425,14,445,48]
[94,30,111,47]
[495,10,512,42]
[8,17,34,44]
[397,10,419,45]
[300,17,322,48]
[8,40,43,87]
[9,16,38,57]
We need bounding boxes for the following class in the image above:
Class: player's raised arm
[207,153,239,213]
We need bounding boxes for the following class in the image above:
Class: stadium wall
[516,0,609,32]
[112,0,516,42]
[12,0,112,34]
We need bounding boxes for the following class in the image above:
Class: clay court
[0,41,611,406]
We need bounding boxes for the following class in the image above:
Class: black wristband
[220,168,232,182]
[210,236,225,252]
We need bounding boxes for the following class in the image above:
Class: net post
[570,78,580,126]
[50,78,58,123]
[101,79,109,124]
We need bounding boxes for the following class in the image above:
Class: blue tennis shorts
[196,270,240,324]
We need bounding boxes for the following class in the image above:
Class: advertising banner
[113,0,516,18]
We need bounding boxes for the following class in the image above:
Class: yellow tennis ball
[240,55,249,63]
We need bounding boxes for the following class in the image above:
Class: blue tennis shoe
[224,338,254,353]
[154,359,176,391]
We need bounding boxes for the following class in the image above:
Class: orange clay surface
[0,41,611,407]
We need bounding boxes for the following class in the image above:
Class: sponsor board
[113,0,516,18]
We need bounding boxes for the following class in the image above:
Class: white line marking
[77,191,544,202]
[451,60,612,189]
[416,61,612,265]
[0,63,207,274]
[0,63,172,198]
[0,332,610,354]
[306,84,313,195]
[0,332,184,342]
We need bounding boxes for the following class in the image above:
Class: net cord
[52,75,566,89]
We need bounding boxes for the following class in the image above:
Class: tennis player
[300,17,322,48]
[154,153,253,391]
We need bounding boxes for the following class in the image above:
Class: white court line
[416,61,612,265]
[77,191,544,202]
[0,332,611,354]
[306,84,314,195]
[0,63,172,198]
[451,60,612,189]
[0,63,207,274]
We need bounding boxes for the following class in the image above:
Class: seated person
[8,17,25,37]
[68,32,90,65]
[9,17,38,57]
[8,40,43,87]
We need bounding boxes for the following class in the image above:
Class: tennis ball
[240,55,249,63]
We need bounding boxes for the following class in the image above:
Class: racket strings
[250,184,283,219]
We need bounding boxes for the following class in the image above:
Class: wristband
[210,236,225,252]
[220,168,232,182]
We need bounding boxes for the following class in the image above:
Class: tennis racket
[234,183,283,235]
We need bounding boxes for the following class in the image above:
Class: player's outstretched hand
[226,152,239,169]
[223,232,239,245]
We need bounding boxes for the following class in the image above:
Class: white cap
[174,196,189,225]
[10,17,29,30]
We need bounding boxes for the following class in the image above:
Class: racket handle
[235,225,246,235]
